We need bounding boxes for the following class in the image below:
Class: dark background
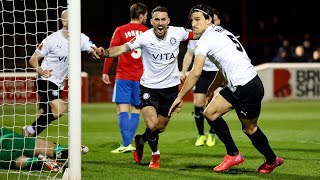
[1,0,320,74]
[1,0,319,102]
[81,0,320,67]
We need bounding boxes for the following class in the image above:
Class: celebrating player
[169,4,283,174]
[93,6,194,168]
[180,8,222,147]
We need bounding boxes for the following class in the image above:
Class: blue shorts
[112,80,140,106]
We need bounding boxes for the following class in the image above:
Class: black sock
[147,130,159,153]
[142,128,159,152]
[141,128,158,145]
[32,106,56,135]
[246,127,276,164]
[207,117,239,156]
[32,114,55,135]
[208,116,222,134]
[194,107,204,135]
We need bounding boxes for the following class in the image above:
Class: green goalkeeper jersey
[0,127,36,169]
[0,127,15,137]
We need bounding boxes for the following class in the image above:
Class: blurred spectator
[312,47,320,62]
[291,45,312,62]
[281,39,294,56]
[272,38,294,63]
[272,47,289,63]
[302,39,313,60]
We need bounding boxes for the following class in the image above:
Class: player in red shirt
[102,3,149,153]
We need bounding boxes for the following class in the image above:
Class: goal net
[0,0,81,179]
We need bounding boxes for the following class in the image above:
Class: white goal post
[0,0,82,179]
[67,0,82,179]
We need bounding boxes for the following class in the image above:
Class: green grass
[1,101,320,179]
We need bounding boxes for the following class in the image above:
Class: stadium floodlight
[0,0,81,179]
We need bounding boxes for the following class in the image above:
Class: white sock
[27,126,35,134]
[152,150,160,155]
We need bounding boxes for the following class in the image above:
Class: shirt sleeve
[36,37,50,57]
[194,38,208,57]
[126,33,143,50]
[81,33,95,53]
[102,58,113,74]
[186,31,194,40]
[182,28,194,40]
[187,40,196,52]
[173,27,193,41]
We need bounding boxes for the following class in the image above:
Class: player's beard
[154,26,168,39]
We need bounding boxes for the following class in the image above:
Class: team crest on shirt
[52,90,59,97]
[170,37,177,45]
[142,93,150,100]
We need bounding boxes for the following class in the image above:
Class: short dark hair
[130,3,148,20]
[189,4,215,20]
[151,6,169,17]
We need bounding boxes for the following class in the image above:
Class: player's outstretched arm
[106,44,131,58]
[179,54,205,98]
[169,54,206,116]
[91,46,105,59]
[92,44,131,59]
[168,97,183,116]
[90,46,104,59]
[180,49,194,82]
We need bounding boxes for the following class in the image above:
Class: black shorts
[139,85,179,117]
[219,75,264,119]
[34,80,63,108]
[194,70,217,93]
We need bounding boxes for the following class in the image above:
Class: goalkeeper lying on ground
[0,127,88,172]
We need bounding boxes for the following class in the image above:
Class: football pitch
[1,101,320,179]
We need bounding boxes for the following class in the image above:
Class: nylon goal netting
[1,0,70,179]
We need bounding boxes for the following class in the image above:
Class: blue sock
[129,113,140,142]
[118,112,130,146]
